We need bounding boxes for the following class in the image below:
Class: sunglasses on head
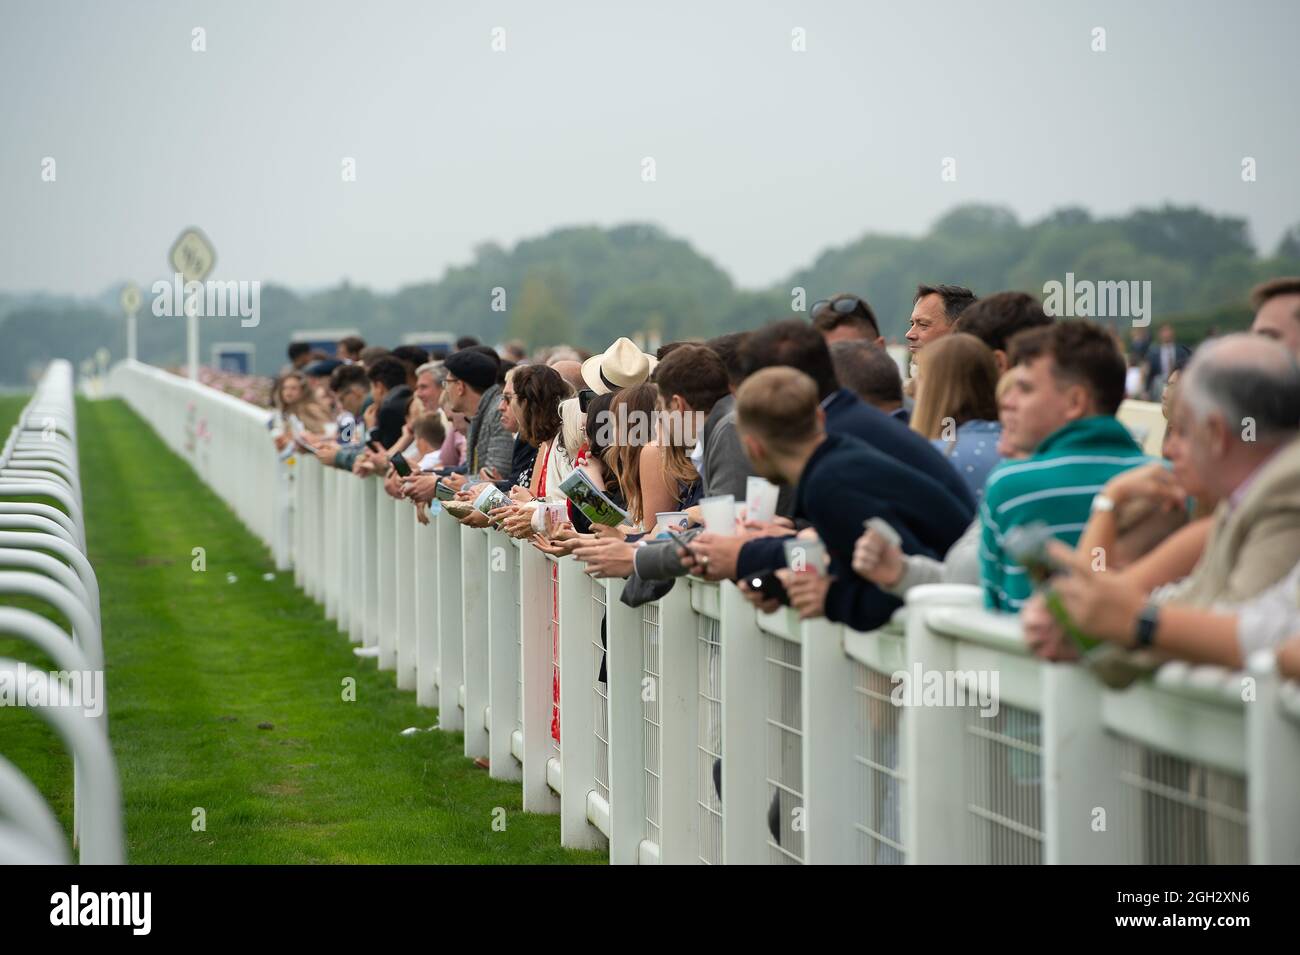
[810,296,879,336]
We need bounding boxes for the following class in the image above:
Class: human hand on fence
[455,509,491,528]
[415,501,430,525]
[573,537,635,578]
[383,469,405,500]
[740,516,795,538]
[774,568,831,620]
[737,578,782,615]
[403,474,439,504]
[1020,592,1079,661]
[1045,540,1145,645]
[441,472,469,493]
[679,532,743,581]
[501,506,535,538]
[851,527,904,588]
[509,484,535,504]
[592,522,629,541]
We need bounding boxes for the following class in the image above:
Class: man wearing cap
[440,348,514,490]
[581,337,658,395]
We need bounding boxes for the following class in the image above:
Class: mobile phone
[434,479,456,502]
[665,530,696,553]
[389,453,412,477]
[367,440,384,453]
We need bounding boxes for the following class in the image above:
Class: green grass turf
[1,396,603,863]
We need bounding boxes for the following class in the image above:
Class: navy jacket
[792,432,973,630]
[735,389,974,579]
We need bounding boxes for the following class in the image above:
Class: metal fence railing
[105,360,1300,865]
[1,360,123,864]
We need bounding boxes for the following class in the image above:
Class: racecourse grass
[0,396,602,864]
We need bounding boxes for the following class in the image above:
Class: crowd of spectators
[266,275,1300,694]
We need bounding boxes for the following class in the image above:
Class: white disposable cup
[656,511,690,533]
[700,494,736,535]
[745,476,779,525]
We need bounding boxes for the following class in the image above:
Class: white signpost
[120,283,141,362]
[169,228,216,380]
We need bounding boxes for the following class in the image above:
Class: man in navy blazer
[684,366,972,631]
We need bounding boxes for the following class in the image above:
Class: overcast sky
[1,0,1296,297]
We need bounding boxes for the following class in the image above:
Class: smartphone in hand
[389,453,412,478]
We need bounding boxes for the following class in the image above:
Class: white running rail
[0,359,123,864]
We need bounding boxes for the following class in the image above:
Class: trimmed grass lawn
[1,396,602,864]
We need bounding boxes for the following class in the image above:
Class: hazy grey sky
[2,0,1296,297]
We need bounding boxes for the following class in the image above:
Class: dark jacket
[494,436,538,492]
[372,385,412,450]
[793,432,973,630]
[462,384,515,477]
[735,389,974,580]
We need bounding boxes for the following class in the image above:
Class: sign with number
[120,283,141,315]
[169,228,216,283]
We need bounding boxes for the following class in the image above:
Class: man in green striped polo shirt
[981,320,1149,612]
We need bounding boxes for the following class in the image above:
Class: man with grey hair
[1159,333,1300,605]
[414,361,445,414]
[1030,334,1300,671]
[829,340,908,422]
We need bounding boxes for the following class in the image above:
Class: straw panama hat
[581,337,659,395]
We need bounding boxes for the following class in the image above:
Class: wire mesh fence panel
[642,601,662,849]
[1108,737,1249,864]
[765,633,804,864]
[696,613,723,864]
[592,583,609,806]
[854,661,905,864]
[964,701,1043,864]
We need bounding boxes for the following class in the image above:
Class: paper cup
[656,511,690,533]
[745,476,779,525]
[700,494,736,535]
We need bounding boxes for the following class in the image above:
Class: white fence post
[1041,662,1116,863]
[801,618,858,865]
[518,546,559,813]
[1247,653,1300,863]
[486,530,522,780]
[394,504,416,691]
[435,512,464,732]
[902,585,983,863]
[556,556,605,849]
[719,581,768,864]
[603,576,644,863]
[655,579,699,864]
[376,487,397,672]
[461,525,490,758]
[360,477,379,649]
[414,511,439,707]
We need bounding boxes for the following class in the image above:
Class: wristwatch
[1133,601,1160,648]
[1091,494,1116,514]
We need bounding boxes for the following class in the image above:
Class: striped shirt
[979,415,1149,611]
